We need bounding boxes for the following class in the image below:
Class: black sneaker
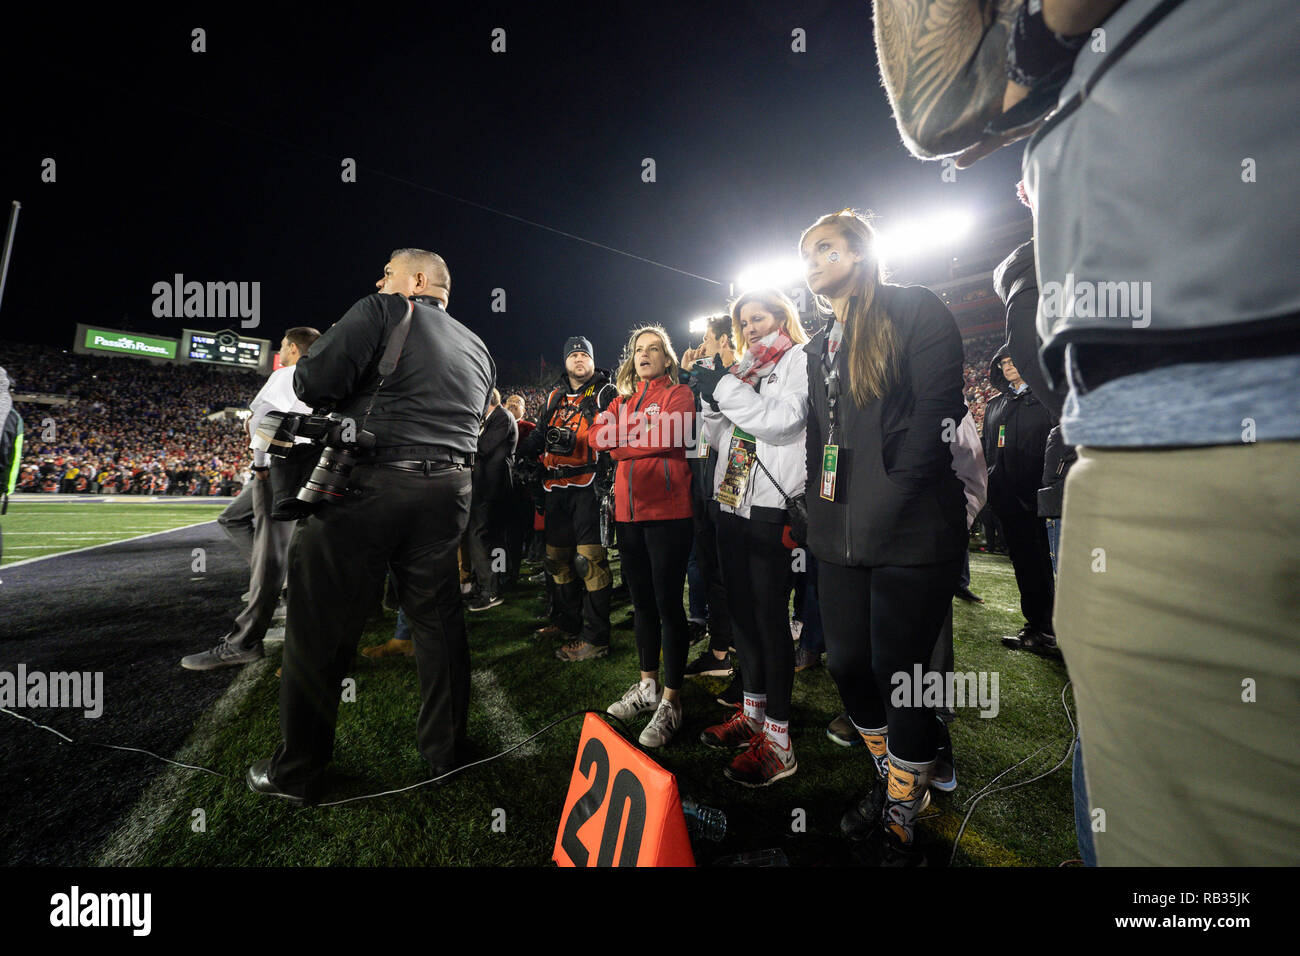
[1001,625,1061,658]
[467,594,504,612]
[826,712,862,748]
[715,670,743,706]
[688,619,708,642]
[954,586,983,603]
[685,649,732,678]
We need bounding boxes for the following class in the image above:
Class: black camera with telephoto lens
[252,411,376,519]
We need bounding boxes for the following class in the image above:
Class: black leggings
[819,558,963,763]
[716,512,794,722]
[618,518,694,689]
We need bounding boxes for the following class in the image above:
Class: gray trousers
[227,475,295,650]
[218,480,257,567]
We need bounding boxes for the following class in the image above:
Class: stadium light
[735,257,805,294]
[875,211,973,266]
[688,317,709,335]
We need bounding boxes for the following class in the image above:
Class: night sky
[1,3,1024,378]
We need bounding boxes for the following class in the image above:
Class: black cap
[564,336,593,361]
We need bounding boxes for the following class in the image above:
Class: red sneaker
[699,708,760,751]
[724,733,797,787]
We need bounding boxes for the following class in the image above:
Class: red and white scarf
[731,327,795,387]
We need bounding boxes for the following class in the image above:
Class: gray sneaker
[639,698,681,749]
[181,641,264,671]
[607,678,661,722]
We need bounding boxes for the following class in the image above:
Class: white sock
[764,717,790,750]
[743,692,767,726]
[640,677,659,699]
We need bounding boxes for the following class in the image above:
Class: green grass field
[99,560,1073,865]
[9,499,1077,866]
[1,498,228,564]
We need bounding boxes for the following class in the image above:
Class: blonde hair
[729,288,808,356]
[615,325,681,395]
[800,209,898,406]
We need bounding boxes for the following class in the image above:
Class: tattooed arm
[873,0,1022,159]
[874,0,1124,160]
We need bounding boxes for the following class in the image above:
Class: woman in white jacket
[684,288,809,787]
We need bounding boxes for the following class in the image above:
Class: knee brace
[575,544,611,591]
[545,546,575,584]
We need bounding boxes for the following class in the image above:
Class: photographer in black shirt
[247,248,496,804]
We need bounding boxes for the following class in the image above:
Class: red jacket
[590,375,695,522]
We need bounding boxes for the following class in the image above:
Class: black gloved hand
[690,362,730,404]
[577,395,599,422]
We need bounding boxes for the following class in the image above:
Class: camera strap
[359,297,415,431]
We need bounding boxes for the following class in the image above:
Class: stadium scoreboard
[181,328,272,372]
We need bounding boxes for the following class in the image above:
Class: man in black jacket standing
[247,248,495,804]
[981,344,1056,654]
[467,388,517,611]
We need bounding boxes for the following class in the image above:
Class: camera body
[252,411,376,518]
[545,425,576,456]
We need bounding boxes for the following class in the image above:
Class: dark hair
[390,248,451,292]
[283,326,321,354]
[705,314,732,343]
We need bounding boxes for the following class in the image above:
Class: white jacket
[950,410,987,529]
[700,344,808,520]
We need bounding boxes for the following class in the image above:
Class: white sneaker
[607,678,661,722]
[639,698,681,748]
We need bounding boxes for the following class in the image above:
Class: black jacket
[293,293,495,458]
[475,405,518,501]
[805,284,969,567]
[993,239,1065,419]
[982,344,1055,511]
[1038,424,1076,518]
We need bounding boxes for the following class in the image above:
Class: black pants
[692,493,732,652]
[544,484,611,646]
[716,512,795,722]
[618,517,694,688]
[819,557,963,763]
[468,487,508,598]
[504,490,534,584]
[271,463,472,795]
[991,495,1055,634]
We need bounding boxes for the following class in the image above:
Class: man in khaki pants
[872,0,1299,863]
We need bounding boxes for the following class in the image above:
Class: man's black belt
[363,445,475,467]
[371,459,466,474]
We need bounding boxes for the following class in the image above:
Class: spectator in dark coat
[982,344,1057,653]
[467,388,517,610]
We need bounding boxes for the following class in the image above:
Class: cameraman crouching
[247,248,495,804]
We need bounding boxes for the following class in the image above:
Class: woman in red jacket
[590,325,696,748]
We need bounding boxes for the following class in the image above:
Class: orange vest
[541,383,610,490]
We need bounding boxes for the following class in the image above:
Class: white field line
[471,669,539,757]
[94,658,271,866]
[7,495,236,504]
[0,520,216,570]
[8,530,191,534]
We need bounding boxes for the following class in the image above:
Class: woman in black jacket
[800,210,969,865]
